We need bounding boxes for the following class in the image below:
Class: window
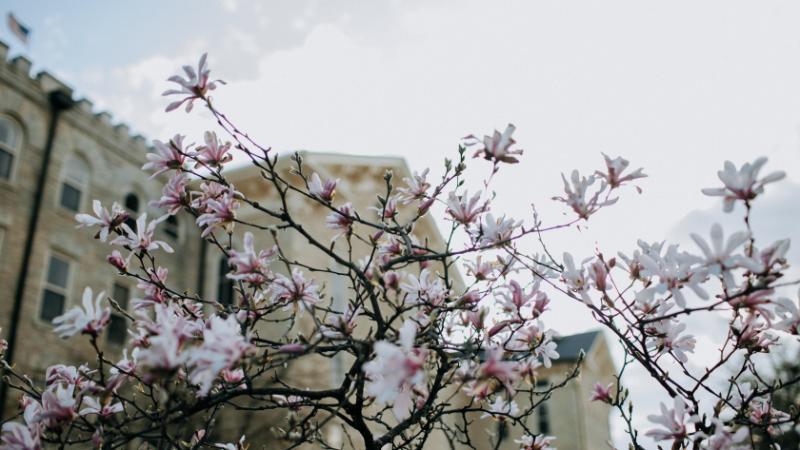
[537,380,551,434]
[0,116,22,180]
[164,215,179,240]
[124,192,139,230]
[59,156,89,212]
[40,254,71,322]
[107,283,130,345]
[217,257,234,306]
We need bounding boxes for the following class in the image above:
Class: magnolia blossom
[635,244,708,308]
[52,287,110,338]
[112,213,174,253]
[319,304,361,340]
[515,434,556,450]
[701,157,785,212]
[74,200,128,242]
[595,153,646,189]
[476,213,520,246]
[213,436,246,450]
[497,280,542,315]
[195,131,232,168]
[699,419,748,450]
[397,168,430,204]
[690,223,762,289]
[561,253,591,303]
[466,346,520,398]
[227,232,276,285]
[308,172,338,202]
[37,384,78,428]
[446,190,486,225]
[590,382,614,403]
[465,124,523,164]
[363,320,428,421]
[647,320,696,363]
[142,134,191,178]
[481,396,519,420]
[553,170,616,220]
[163,53,223,113]
[325,203,354,241]
[150,172,189,215]
[0,422,40,450]
[399,269,449,306]
[646,397,693,441]
[269,269,321,312]
[187,315,253,396]
[196,188,240,237]
[78,397,123,417]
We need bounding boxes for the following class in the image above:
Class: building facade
[0,42,613,448]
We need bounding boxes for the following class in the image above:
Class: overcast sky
[5,1,800,446]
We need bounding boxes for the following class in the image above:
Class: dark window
[40,255,70,321]
[537,380,551,434]
[107,284,130,346]
[0,148,12,180]
[124,193,139,230]
[164,215,179,239]
[217,257,234,306]
[59,183,82,212]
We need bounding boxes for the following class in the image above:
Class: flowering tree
[1,54,799,450]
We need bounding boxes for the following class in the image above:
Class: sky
[4,0,800,447]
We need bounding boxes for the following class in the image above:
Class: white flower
[142,134,191,178]
[465,124,524,164]
[325,203,354,241]
[699,418,748,450]
[647,321,696,363]
[269,269,321,312]
[446,190,487,225]
[363,320,428,421]
[561,253,591,304]
[701,157,785,212]
[397,169,430,204]
[515,434,556,450]
[481,396,519,420]
[595,153,646,188]
[553,170,617,220]
[75,200,129,242]
[112,213,174,253]
[227,232,276,285]
[187,315,252,396]
[163,53,224,113]
[399,269,449,306]
[78,397,123,417]
[476,213,520,246]
[690,223,762,289]
[0,422,40,450]
[52,287,110,338]
[646,397,693,441]
[308,173,338,202]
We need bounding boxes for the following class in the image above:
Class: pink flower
[325,203,354,241]
[150,172,189,215]
[497,280,541,314]
[227,232,276,285]
[399,269,449,306]
[75,200,129,242]
[52,288,110,338]
[590,382,614,403]
[702,157,785,212]
[553,170,617,220]
[371,196,398,220]
[515,434,556,450]
[466,346,520,398]
[363,320,428,421]
[142,134,191,178]
[397,169,430,204]
[269,269,321,313]
[113,213,174,253]
[78,397,123,417]
[196,188,240,237]
[0,422,40,450]
[475,214,520,247]
[595,153,646,189]
[308,173,338,202]
[446,191,486,225]
[646,397,693,442]
[106,250,130,271]
[37,384,78,428]
[163,53,224,113]
[320,305,361,340]
[195,131,233,168]
[187,315,253,396]
[465,124,523,164]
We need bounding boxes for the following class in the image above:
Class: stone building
[0,41,614,449]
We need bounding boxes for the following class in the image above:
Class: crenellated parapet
[0,39,152,158]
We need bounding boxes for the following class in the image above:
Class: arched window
[217,257,234,306]
[124,192,139,230]
[0,116,22,180]
[164,215,179,240]
[59,156,90,212]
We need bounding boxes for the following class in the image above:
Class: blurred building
[0,41,613,449]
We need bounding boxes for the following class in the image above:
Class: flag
[7,13,30,45]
